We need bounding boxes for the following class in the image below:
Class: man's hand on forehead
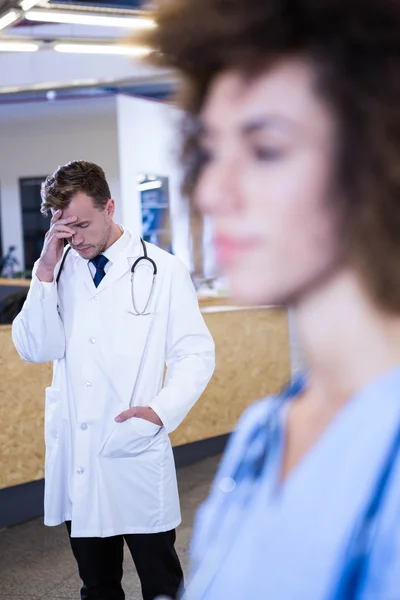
[50,209,78,227]
[37,211,78,281]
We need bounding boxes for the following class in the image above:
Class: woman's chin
[228,280,279,307]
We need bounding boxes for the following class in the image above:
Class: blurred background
[0,0,208,279]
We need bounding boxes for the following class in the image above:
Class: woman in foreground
[148,0,400,597]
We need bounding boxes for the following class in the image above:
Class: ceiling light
[4,79,110,93]
[0,10,21,31]
[25,9,156,29]
[20,0,41,10]
[54,43,150,57]
[138,181,163,192]
[0,40,39,52]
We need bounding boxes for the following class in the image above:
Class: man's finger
[60,216,78,225]
[52,225,75,236]
[50,212,77,227]
[52,231,75,241]
[54,232,75,240]
[53,217,78,229]
[50,209,62,225]
[115,408,135,423]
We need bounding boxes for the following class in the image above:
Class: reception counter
[0,291,290,524]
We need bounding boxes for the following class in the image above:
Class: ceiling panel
[0,0,146,11]
[48,0,146,8]
[0,0,160,101]
[0,0,14,9]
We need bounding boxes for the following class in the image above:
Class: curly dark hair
[143,0,400,312]
[41,161,111,216]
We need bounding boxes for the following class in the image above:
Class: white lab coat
[12,231,215,537]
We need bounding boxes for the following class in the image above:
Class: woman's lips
[215,236,256,263]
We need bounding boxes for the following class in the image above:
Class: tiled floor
[0,455,221,600]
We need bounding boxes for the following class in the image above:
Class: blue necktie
[90,255,108,288]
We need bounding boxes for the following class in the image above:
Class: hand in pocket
[115,406,163,426]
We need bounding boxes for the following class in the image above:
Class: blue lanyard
[183,378,304,599]
[330,409,400,600]
[234,376,306,479]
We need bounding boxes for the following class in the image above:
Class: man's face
[54,192,115,260]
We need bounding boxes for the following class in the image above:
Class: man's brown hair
[41,160,111,216]
[144,0,400,312]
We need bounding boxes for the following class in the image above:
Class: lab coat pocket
[44,387,61,451]
[100,417,162,459]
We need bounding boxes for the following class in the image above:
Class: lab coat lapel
[97,235,142,295]
[113,305,157,408]
[105,235,157,406]
[75,253,96,295]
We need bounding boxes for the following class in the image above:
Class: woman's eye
[254,147,285,161]
[199,145,215,164]
[78,224,89,229]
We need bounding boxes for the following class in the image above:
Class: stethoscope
[128,238,157,316]
[180,375,400,600]
[56,238,157,316]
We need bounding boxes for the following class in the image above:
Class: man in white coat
[12,160,215,600]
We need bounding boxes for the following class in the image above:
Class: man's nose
[72,231,83,245]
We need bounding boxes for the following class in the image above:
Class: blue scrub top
[187,367,400,600]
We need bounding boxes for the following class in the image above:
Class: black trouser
[66,522,184,600]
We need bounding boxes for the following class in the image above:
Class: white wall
[116,94,192,268]
[0,50,154,89]
[287,309,306,379]
[0,94,210,273]
[0,96,121,269]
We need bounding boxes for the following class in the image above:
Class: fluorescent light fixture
[25,9,156,29]
[20,0,41,10]
[0,10,21,31]
[54,43,150,57]
[138,181,163,192]
[0,78,103,94]
[0,40,39,52]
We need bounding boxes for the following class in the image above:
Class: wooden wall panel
[0,307,290,489]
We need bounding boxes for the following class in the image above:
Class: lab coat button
[89,337,96,344]
[85,381,92,387]
[93,295,99,301]
[81,423,88,431]
[77,468,84,475]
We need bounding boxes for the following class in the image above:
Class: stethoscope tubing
[56,238,157,317]
[129,238,157,316]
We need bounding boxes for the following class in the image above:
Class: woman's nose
[195,159,241,215]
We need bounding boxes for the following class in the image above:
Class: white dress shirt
[87,226,129,280]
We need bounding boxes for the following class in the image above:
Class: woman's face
[196,59,343,306]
